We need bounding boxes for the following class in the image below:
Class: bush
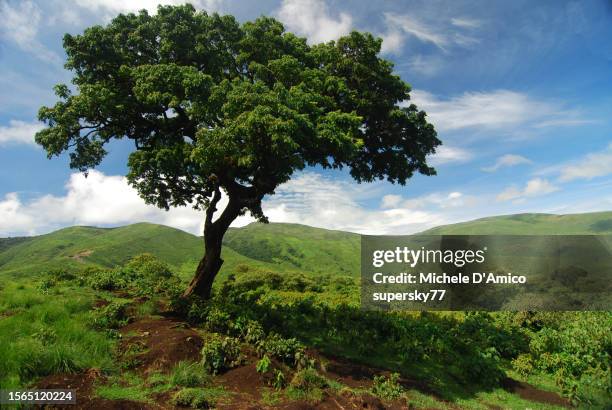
[371,373,403,401]
[259,333,304,366]
[201,334,242,375]
[287,368,327,402]
[256,355,272,374]
[512,353,535,376]
[88,269,128,291]
[126,253,173,279]
[91,301,130,329]
[172,388,213,409]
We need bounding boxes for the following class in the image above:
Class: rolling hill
[0,222,359,278]
[0,211,610,278]
[422,211,612,235]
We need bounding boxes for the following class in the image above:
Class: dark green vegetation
[0,212,611,408]
[35,4,440,298]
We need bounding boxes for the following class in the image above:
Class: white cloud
[0,120,44,146]
[277,0,352,44]
[410,89,587,136]
[428,145,473,165]
[482,154,531,172]
[380,194,402,209]
[380,13,480,54]
[557,143,612,182]
[254,173,447,234]
[0,1,60,62]
[497,178,559,202]
[450,17,482,29]
[70,0,221,14]
[383,14,449,50]
[0,171,254,236]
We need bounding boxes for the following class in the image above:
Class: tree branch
[205,184,222,229]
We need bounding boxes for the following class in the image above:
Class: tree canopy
[37,4,439,222]
[36,4,440,297]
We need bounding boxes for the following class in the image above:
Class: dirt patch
[93,299,111,309]
[501,378,571,408]
[0,310,16,319]
[36,369,159,410]
[272,390,406,410]
[69,250,93,262]
[119,316,203,375]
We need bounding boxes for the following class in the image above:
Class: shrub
[91,301,130,329]
[256,355,272,374]
[88,269,128,291]
[203,307,232,334]
[259,333,304,366]
[287,368,327,402]
[371,373,403,401]
[126,253,173,279]
[512,353,534,376]
[172,388,213,409]
[201,334,242,375]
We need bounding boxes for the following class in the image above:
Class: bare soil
[35,315,575,410]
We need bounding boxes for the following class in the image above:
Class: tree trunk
[182,186,241,299]
[182,230,224,299]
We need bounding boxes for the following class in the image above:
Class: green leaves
[37,4,440,220]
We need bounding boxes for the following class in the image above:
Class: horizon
[1,0,611,237]
[3,209,611,239]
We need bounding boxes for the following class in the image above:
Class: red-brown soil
[119,316,203,375]
[501,378,571,408]
[36,369,160,410]
[35,315,575,410]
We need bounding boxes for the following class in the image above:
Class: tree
[36,4,441,299]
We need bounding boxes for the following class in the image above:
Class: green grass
[423,211,612,235]
[0,281,116,389]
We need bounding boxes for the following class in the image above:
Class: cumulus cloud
[0,1,60,62]
[497,178,559,202]
[0,120,44,146]
[262,173,445,234]
[482,154,531,172]
[277,0,352,43]
[557,143,612,182]
[0,171,254,236]
[410,89,587,136]
[1,171,452,237]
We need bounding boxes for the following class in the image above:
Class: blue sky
[0,0,611,236]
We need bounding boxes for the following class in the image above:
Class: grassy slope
[422,211,612,235]
[0,222,360,279]
[1,211,610,278]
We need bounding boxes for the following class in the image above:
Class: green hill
[0,222,360,278]
[1,211,610,278]
[421,211,612,235]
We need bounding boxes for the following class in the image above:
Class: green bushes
[171,388,214,409]
[91,300,130,329]
[286,368,328,402]
[371,373,403,400]
[85,254,180,297]
[201,334,243,375]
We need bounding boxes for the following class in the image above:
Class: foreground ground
[2,252,608,409]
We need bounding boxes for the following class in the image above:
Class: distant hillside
[421,211,612,235]
[0,222,359,278]
[224,222,359,276]
[1,211,610,278]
